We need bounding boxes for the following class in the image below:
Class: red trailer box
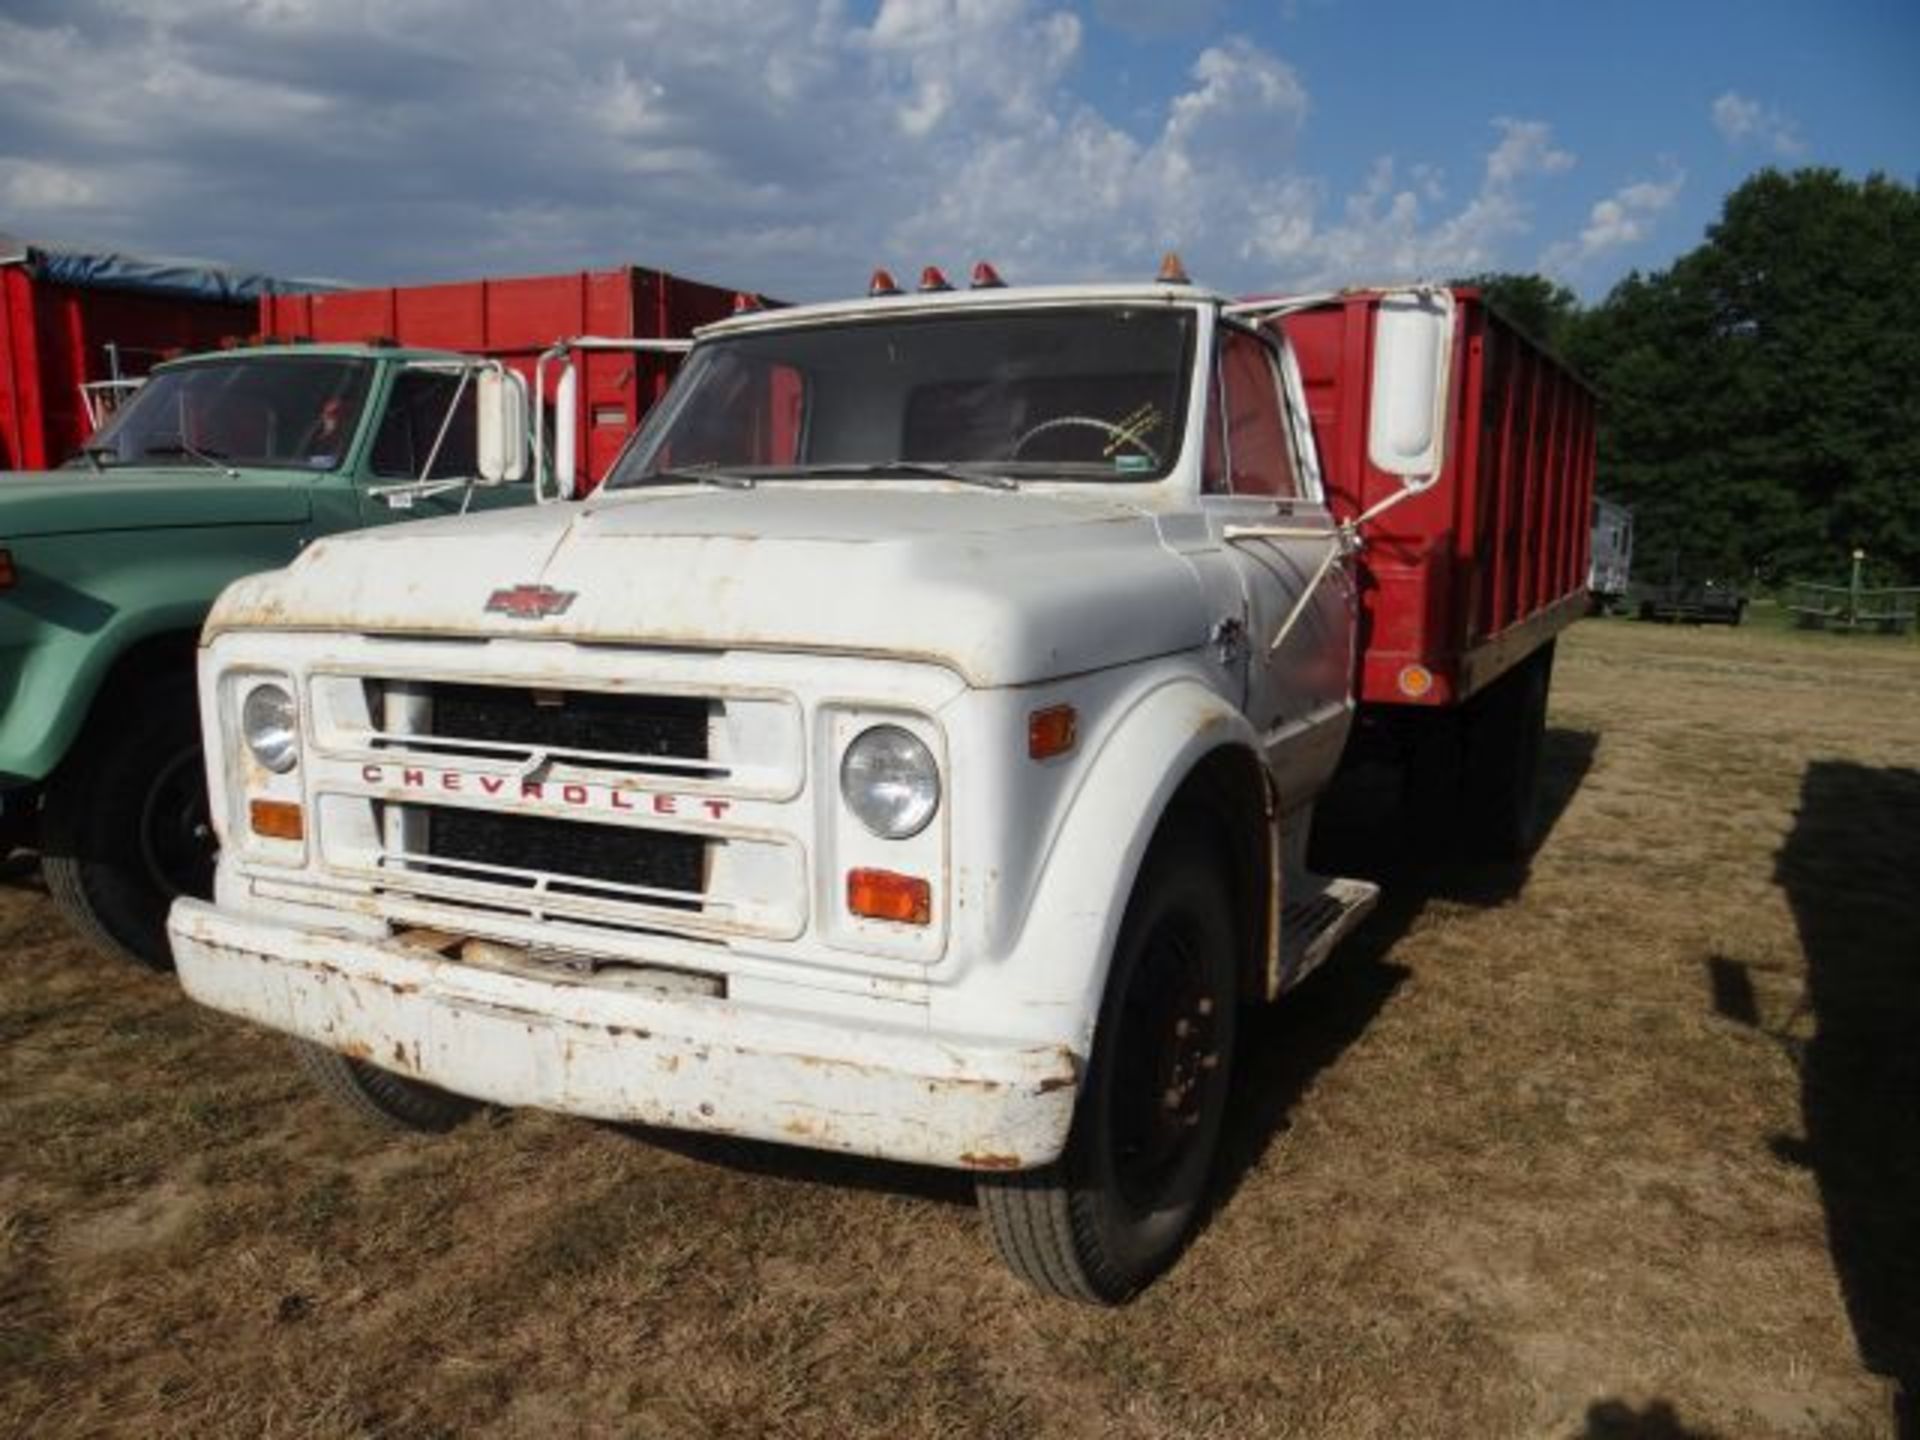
[260,267,742,492]
[0,234,296,470]
[1276,287,1595,710]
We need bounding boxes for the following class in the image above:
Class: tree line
[1461,168,1920,588]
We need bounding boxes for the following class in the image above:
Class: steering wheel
[1010,414,1162,468]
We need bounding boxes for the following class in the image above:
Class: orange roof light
[969,261,1006,289]
[249,799,305,842]
[847,868,932,926]
[1027,704,1078,760]
[918,265,953,293]
[869,268,902,297]
[1157,251,1191,285]
[731,291,765,314]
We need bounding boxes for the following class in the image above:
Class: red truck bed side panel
[1,266,253,470]
[259,267,738,491]
[1277,289,1595,709]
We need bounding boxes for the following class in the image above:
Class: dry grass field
[2,615,1915,1439]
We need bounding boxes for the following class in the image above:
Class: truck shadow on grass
[1214,726,1598,1213]
[1765,760,1920,1435]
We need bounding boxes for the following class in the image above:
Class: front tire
[41,677,216,970]
[294,1041,480,1133]
[977,837,1237,1303]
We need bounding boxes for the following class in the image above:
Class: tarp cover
[0,231,336,301]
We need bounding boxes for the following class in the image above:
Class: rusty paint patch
[959,1152,1022,1170]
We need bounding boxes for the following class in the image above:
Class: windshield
[81,356,375,472]
[606,306,1196,488]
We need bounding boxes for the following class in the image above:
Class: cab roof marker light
[869,268,902,297]
[969,261,1006,289]
[918,266,952,293]
[732,291,765,314]
[1157,251,1191,285]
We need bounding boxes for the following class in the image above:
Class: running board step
[1279,873,1381,992]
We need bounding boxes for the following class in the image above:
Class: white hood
[207,485,1213,687]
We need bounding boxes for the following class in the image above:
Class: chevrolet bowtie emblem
[485,584,577,620]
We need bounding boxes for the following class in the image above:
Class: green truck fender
[0,521,310,786]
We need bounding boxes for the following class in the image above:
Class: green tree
[1570,169,1920,585]
[1453,271,1581,356]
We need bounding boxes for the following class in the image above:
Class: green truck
[0,340,532,968]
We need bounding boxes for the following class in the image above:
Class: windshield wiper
[143,441,239,478]
[649,463,757,490]
[750,461,1018,491]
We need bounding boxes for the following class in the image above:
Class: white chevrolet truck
[169,266,1589,1301]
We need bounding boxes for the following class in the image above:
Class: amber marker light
[1028,704,1078,760]
[1397,664,1436,700]
[847,868,932,926]
[249,799,305,841]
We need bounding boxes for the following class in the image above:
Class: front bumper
[167,899,1079,1171]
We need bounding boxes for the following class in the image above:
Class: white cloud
[1711,91,1806,158]
[1,160,103,212]
[0,2,1589,299]
[1541,165,1685,274]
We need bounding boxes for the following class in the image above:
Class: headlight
[840,724,939,839]
[241,682,300,774]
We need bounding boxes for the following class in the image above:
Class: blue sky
[1,1,1913,303]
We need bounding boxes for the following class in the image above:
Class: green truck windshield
[82,356,375,473]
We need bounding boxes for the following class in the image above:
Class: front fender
[0,525,306,784]
[931,675,1264,1051]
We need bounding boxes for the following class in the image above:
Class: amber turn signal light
[1028,704,1077,760]
[847,868,931,926]
[249,799,305,841]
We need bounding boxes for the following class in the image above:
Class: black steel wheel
[41,676,216,970]
[977,835,1237,1303]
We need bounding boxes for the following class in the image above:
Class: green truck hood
[0,467,313,539]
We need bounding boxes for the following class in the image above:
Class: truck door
[1202,323,1357,810]
[359,364,530,524]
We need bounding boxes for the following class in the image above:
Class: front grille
[364,681,717,777]
[304,657,810,943]
[430,683,707,762]
[414,805,704,907]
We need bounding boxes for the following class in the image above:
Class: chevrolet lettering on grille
[358,763,733,820]
[484,584,577,620]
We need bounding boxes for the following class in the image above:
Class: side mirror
[1367,288,1454,487]
[475,367,529,484]
[553,364,579,500]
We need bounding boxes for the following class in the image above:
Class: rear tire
[40,677,215,970]
[977,838,1237,1303]
[1460,642,1553,862]
[294,1040,480,1133]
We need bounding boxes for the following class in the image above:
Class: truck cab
[1,341,533,967]
[168,271,1581,1302]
